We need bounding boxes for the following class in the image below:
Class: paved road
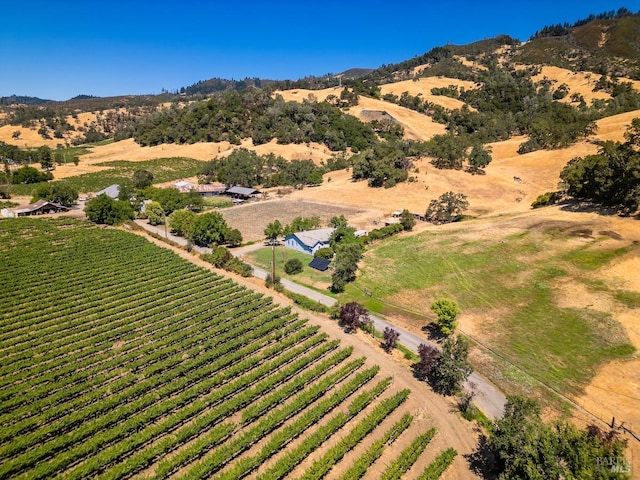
[134,220,506,419]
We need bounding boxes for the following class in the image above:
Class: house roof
[288,228,334,248]
[9,200,68,215]
[226,185,259,196]
[96,184,120,199]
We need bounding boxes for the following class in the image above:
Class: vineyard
[0,218,457,479]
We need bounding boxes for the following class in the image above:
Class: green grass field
[11,157,204,195]
[348,226,637,398]
[244,246,333,288]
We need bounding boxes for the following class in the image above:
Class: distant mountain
[338,68,374,79]
[517,8,640,78]
[0,95,52,106]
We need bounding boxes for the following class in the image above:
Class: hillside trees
[560,119,640,214]
[351,142,412,187]
[132,90,378,153]
[10,165,53,184]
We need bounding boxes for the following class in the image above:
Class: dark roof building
[225,186,260,198]
[1,200,69,218]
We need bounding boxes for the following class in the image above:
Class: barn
[1,200,69,218]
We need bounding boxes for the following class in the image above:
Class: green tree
[467,143,492,173]
[11,165,53,184]
[399,209,416,231]
[224,228,243,247]
[84,194,134,225]
[168,209,196,237]
[331,242,363,292]
[425,191,469,224]
[31,182,78,207]
[329,215,348,229]
[430,299,460,336]
[284,258,303,275]
[133,169,154,188]
[264,219,283,241]
[190,211,230,247]
[145,201,165,226]
[38,146,53,171]
[431,336,472,395]
[426,132,469,169]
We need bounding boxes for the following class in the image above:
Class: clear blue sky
[1,1,637,100]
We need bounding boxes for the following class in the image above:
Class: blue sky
[1,1,637,100]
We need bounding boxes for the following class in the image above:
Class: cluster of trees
[199,149,324,188]
[133,90,378,153]
[166,209,241,247]
[560,119,640,214]
[31,182,78,207]
[483,395,630,479]
[84,194,134,225]
[351,141,414,188]
[414,336,473,395]
[201,246,252,277]
[2,165,52,185]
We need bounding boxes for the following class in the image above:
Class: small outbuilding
[225,185,260,200]
[174,181,226,197]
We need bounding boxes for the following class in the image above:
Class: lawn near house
[242,246,333,291]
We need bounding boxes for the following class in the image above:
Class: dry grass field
[219,198,379,242]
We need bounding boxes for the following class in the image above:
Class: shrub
[383,327,400,353]
[284,258,303,275]
[531,191,562,208]
[314,247,334,259]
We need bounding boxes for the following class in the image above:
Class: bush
[265,273,281,288]
[314,247,334,259]
[284,258,303,275]
[531,191,562,208]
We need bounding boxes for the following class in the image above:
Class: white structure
[284,228,335,255]
[95,184,120,199]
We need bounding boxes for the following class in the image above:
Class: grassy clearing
[350,227,637,397]
[11,157,204,195]
[244,246,333,288]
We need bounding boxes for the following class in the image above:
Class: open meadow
[0,217,476,479]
